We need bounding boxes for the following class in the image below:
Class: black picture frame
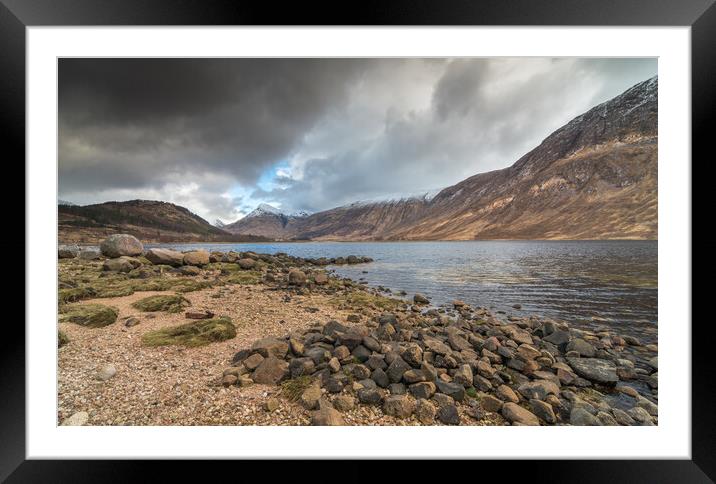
[3,0,709,480]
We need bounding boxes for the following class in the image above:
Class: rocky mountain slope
[58,200,269,244]
[227,77,658,241]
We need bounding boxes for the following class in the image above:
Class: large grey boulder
[567,357,618,385]
[183,250,210,266]
[145,248,184,267]
[100,234,144,258]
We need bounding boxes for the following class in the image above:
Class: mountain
[214,219,226,228]
[58,199,76,206]
[225,77,657,241]
[58,199,270,244]
[223,203,310,239]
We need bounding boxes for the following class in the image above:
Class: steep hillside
[227,76,658,241]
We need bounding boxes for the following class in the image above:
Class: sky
[58,57,657,224]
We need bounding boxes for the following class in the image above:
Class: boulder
[100,234,144,258]
[311,407,345,426]
[566,357,618,385]
[415,399,437,424]
[58,245,79,259]
[252,337,289,359]
[413,293,430,304]
[288,269,307,285]
[409,381,437,400]
[566,338,596,357]
[517,380,560,400]
[102,257,135,273]
[314,272,329,285]
[145,248,184,266]
[383,395,415,419]
[237,258,256,270]
[570,407,600,426]
[251,357,289,385]
[183,250,210,266]
[437,404,460,425]
[97,364,116,381]
[333,395,355,411]
[61,411,89,426]
[529,399,556,423]
[502,403,539,426]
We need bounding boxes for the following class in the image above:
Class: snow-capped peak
[289,210,311,218]
[214,219,226,228]
[245,203,284,218]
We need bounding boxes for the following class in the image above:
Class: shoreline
[58,245,658,426]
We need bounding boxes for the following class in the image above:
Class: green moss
[280,375,314,402]
[59,286,96,304]
[223,270,262,285]
[141,317,236,347]
[131,294,191,313]
[58,330,70,347]
[329,289,405,311]
[465,386,478,398]
[59,303,118,328]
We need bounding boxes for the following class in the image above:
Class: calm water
[150,240,658,340]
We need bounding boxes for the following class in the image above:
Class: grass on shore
[280,375,314,402]
[59,303,118,328]
[141,317,236,347]
[131,294,191,313]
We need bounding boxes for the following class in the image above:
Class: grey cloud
[59,57,657,221]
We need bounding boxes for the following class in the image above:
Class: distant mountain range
[223,77,657,240]
[58,77,657,243]
[58,200,269,244]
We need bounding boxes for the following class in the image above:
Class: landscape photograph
[57,57,658,427]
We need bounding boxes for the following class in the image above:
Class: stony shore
[57,235,658,426]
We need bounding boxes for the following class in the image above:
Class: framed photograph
[5,0,709,479]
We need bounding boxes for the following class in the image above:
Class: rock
[383,395,415,419]
[183,250,210,266]
[566,357,618,385]
[480,394,504,412]
[61,411,89,426]
[413,293,430,304]
[314,272,329,285]
[333,395,355,411]
[437,404,460,425]
[502,403,540,426]
[222,374,238,387]
[252,357,289,385]
[100,234,144,258]
[389,383,407,395]
[517,380,560,400]
[409,381,436,400]
[496,384,519,403]
[237,258,256,270]
[612,408,636,426]
[311,406,345,426]
[237,375,253,387]
[124,317,140,327]
[289,338,304,356]
[185,310,214,320]
[453,364,474,387]
[636,396,658,416]
[145,248,184,266]
[101,257,134,273]
[328,357,341,373]
[357,388,383,405]
[78,249,102,260]
[566,338,596,357]
[265,397,280,412]
[597,411,618,426]
[243,353,265,371]
[570,407,600,426]
[252,337,289,359]
[435,380,465,401]
[424,338,451,356]
[386,356,411,383]
[401,344,423,367]
[97,364,116,381]
[58,245,80,259]
[628,406,655,425]
[179,265,201,276]
[288,269,307,285]
[371,368,390,388]
[529,399,556,423]
[415,399,437,424]
[516,344,541,361]
[543,330,571,346]
[300,383,322,410]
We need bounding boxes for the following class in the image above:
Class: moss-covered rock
[131,294,191,313]
[141,317,236,347]
[58,330,70,347]
[59,304,118,328]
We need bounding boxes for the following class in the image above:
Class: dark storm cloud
[59,57,657,221]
